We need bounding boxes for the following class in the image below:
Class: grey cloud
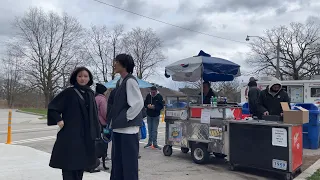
[181,0,311,14]
[177,0,193,14]
[101,0,166,18]
[158,17,215,48]
[275,6,288,15]
[112,0,145,13]
[0,0,27,37]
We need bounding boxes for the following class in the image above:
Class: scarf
[74,83,101,140]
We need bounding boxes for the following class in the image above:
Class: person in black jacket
[47,67,100,180]
[201,81,215,104]
[144,86,164,149]
[247,77,261,117]
[257,78,290,118]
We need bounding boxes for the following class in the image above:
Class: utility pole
[276,37,280,79]
[246,35,281,79]
[112,43,116,80]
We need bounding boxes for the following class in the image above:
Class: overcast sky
[1,0,320,89]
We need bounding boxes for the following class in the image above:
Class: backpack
[140,121,147,140]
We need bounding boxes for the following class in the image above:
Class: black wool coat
[47,87,97,170]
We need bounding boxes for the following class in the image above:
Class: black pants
[110,132,139,180]
[62,170,84,180]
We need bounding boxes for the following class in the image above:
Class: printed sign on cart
[166,110,182,117]
[272,159,287,170]
[168,124,182,142]
[209,127,223,140]
[166,110,188,120]
[272,128,288,147]
[201,109,211,124]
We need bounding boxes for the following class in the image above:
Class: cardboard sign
[272,128,287,147]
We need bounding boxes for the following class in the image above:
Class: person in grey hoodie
[257,78,290,118]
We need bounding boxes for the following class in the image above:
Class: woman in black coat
[47,67,101,180]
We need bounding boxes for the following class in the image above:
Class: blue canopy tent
[104,76,153,88]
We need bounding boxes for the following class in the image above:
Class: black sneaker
[153,145,162,150]
[144,144,152,148]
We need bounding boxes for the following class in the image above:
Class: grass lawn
[20,108,47,115]
[308,169,320,180]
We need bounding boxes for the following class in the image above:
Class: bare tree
[247,19,320,80]
[59,52,83,89]
[122,27,165,79]
[212,80,240,102]
[109,25,124,80]
[1,50,24,107]
[9,8,83,106]
[84,25,110,82]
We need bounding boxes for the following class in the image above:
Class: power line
[92,0,247,44]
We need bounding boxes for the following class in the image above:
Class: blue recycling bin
[295,103,320,149]
[242,102,250,115]
[295,103,320,125]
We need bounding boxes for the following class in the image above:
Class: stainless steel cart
[162,95,241,164]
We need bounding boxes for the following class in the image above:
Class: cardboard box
[281,102,309,124]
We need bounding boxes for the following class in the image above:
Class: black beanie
[96,83,107,95]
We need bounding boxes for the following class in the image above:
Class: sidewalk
[295,158,320,180]
[0,143,110,180]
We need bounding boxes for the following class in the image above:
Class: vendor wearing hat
[247,77,260,117]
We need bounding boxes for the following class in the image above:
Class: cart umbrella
[164,50,241,82]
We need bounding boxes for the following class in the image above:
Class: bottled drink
[213,96,217,107]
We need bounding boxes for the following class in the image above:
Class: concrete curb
[294,158,320,179]
[16,109,46,117]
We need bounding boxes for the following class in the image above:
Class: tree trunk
[44,92,50,108]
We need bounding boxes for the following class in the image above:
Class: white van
[240,76,320,104]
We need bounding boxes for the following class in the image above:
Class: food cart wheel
[191,144,209,164]
[229,163,237,171]
[213,153,227,159]
[296,168,302,174]
[163,145,173,156]
[181,147,189,153]
[284,173,293,180]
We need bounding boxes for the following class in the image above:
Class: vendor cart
[228,120,303,180]
[162,50,241,164]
